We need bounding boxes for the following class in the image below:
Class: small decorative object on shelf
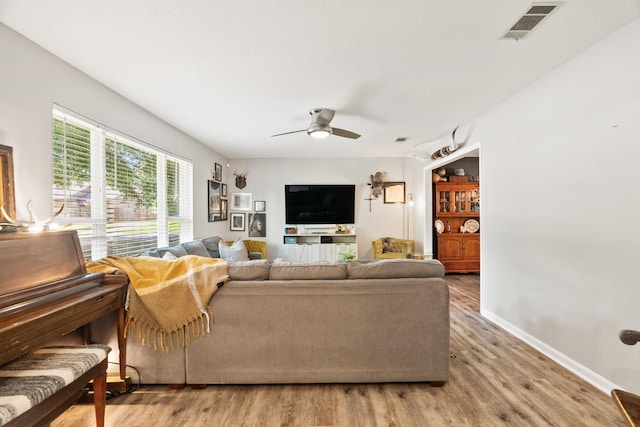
[1,201,64,233]
[284,226,298,234]
[463,218,480,233]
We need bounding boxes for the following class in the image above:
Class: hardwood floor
[54,274,625,426]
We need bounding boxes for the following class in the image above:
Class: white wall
[222,157,417,259]
[0,23,231,239]
[472,18,640,393]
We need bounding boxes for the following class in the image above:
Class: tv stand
[282,233,358,262]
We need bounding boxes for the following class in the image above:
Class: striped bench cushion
[0,345,111,426]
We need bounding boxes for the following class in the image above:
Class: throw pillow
[181,240,212,258]
[218,239,250,262]
[200,236,222,258]
[157,245,188,258]
[162,251,178,260]
[382,237,393,253]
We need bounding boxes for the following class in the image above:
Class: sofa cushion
[157,245,189,258]
[219,239,250,262]
[181,240,211,258]
[139,248,160,257]
[269,261,347,280]
[347,259,444,279]
[198,236,223,258]
[227,259,271,281]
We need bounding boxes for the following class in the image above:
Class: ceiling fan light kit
[307,122,331,139]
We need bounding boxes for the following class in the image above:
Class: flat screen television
[285,184,355,225]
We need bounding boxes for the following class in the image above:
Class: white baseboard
[480,308,620,394]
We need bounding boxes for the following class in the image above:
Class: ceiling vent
[502,2,562,40]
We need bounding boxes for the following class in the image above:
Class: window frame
[52,107,193,259]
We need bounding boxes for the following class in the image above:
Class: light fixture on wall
[405,192,414,240]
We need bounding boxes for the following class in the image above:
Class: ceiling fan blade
[331,128,361,139]
[271,129,307,137]
[314,108,335,125]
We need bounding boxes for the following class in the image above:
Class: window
[52,107,193,259]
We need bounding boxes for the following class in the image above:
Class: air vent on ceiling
[502,2,562,40]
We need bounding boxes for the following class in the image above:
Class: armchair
[225,239,267,260]
[244,239,267,259]
[372,237,415,259]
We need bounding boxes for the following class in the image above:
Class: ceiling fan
[271,108,361,140]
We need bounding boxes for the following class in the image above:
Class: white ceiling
[1,1,639,159]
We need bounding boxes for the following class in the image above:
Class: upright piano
[0,230,126,376]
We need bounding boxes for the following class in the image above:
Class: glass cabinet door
[470,189,480,212]
[438,190,450,213]
[454,191,467,213]
[435,183,480,216]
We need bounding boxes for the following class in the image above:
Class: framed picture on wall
[221,183,227,197]
[247,213,266,237]
[214,163,222,182]
[231,192,252,211]
[384,182,406,204]
[220,199,228,221]
[230,213,245,231]
[208,180,221,222]
[0,145,16,219]
[254,200,266,212]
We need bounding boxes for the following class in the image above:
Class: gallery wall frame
[231,192,252,211]
[0,145,16,218]
[254,200,266,212]
[248,212,266,237]
[383,182,406,204]
[230,212,245,231]
[214,163,222,182]
[208,180,222,222]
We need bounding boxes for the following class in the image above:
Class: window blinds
[52,108,193,259]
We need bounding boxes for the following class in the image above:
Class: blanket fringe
[124,306,214,352]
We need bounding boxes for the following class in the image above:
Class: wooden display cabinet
[434,181,480,273]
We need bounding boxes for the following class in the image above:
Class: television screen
[285,185,355,225]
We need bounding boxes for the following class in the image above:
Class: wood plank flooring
[53,274,626,426]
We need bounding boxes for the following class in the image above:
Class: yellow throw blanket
[86,255,228,352]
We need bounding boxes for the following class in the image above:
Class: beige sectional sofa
[94,258,450,386]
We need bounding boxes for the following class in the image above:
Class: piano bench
[0,345,111,427]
